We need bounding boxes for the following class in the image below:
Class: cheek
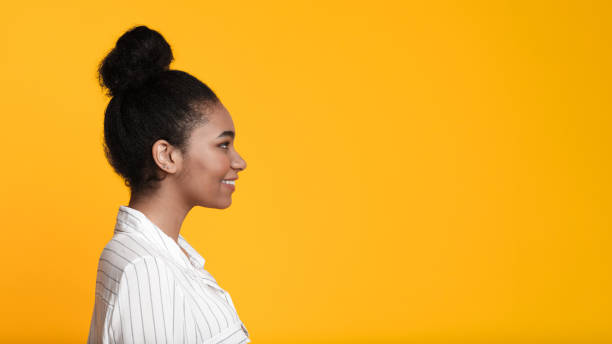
[187,152,230,181]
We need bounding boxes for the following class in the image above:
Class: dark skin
[128,102,247,260]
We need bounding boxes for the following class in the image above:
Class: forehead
[193,103,235,138]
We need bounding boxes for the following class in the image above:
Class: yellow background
[0,1,610,343]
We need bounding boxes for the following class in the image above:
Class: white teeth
[222,180,235,185]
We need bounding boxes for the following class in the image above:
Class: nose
[232,152,247,172]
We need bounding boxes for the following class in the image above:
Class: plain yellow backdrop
[0,0,610,343]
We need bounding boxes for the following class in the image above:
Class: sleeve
[107,256,179,344]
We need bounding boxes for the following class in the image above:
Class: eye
[219,141,230,149]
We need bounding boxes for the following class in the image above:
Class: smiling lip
[221,181,235,191]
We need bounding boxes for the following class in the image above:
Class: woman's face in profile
[178,102,247,209]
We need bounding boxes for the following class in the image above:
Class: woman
[88,25,250,344]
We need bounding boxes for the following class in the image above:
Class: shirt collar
[114,205,220,290]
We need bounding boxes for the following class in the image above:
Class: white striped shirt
[88,205,251,344]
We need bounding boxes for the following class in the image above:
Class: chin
[220,199,232,209]
[200,198,232,209]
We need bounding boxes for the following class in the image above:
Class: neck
[127,187,191,243]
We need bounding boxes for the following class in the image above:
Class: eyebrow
[216,130,235,139]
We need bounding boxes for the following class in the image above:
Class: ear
[152,139,182,174]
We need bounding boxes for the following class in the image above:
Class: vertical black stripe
[124,273,136,344]
[196,321,206,342]
[132,263,148,342]
[109,319,116,344]
[152,258,168,343]
[117,298,124,344]
[182,300,186,342]
[142,259,158,344]
[171,279,175,340]
[187,303,205,341]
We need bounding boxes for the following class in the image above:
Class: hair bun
[98,25,174,97]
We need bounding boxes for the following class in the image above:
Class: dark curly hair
[97,25,220,196]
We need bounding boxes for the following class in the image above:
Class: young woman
[88,25,250,344]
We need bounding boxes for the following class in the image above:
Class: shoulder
[95,233,170,303]
[97,233,157,272]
